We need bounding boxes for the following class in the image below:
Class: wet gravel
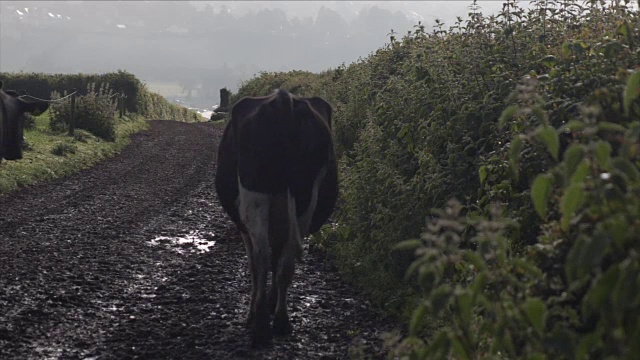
[0,120,398,359]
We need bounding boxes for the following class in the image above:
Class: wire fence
[17,88,128,136]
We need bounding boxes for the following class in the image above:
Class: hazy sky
[0,1,524,107]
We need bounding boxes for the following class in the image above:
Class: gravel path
[0,120,397,359]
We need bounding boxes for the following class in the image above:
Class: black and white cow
[215,89,338,346]
[0,81,49,161]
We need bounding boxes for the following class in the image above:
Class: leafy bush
[394,72,640,359]
[231,1,640,357]
[51,142,78,157]
[0,71,201,123]
[49,83,117,141]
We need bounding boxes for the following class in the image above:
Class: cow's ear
[305,97,332,128]
[21,100,49,116]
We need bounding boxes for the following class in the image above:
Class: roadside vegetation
[232,1,640,358]
[0,71,202,195]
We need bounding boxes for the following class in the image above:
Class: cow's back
[215,89,336,234]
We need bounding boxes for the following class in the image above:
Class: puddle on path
[148,230,216,254]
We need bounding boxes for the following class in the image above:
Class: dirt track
[0,121,396,359]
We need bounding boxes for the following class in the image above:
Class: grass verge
[0,111,149,195]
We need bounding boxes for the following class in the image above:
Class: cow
[215,89,338,346]
[0,81,49,161]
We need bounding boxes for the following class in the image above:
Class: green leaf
[570,159,590,185]
[393,239,423,252]
[451,337,470,360]
[532,106,548,126]
[624,71,640,115]
[509,135,524,176]
[598,121,627,133]
[537,125,559,160]
[561,184,586,231]
[562,42,572,57]
[539,55,557,68]
[418,268,438,295]
[563,144,585,180]
[524,297,547,335]
[576,331,602,360]
[499,105,518,127]
[430,284,453,314]
[409,301,428,335]
[404,256,430,280]
[456,292,473,327]
[595,141,612,170]
[611,157,640,181]
[583,265,621,317]
[603,41,624,59]
[471,272,488,294]
[479,165,488,185]
[531,174,554,218]
[616,21,630,39]
[463,251,487,271]
[560,120,585,132]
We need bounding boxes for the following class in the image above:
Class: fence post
[119,92,125,118]
[68,89,76,136]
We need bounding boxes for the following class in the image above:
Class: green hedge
[0,71,200,123]
[233,1,640,358]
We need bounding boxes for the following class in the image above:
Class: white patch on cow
[297,166,327,238]
[238,178,271,307]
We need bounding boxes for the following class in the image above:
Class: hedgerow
[223,0,640,357]
[0,70,200,123]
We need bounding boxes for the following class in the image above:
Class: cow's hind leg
[268,192,289,316]
[241,232,257,326]
[239,185,272,347]
[272,191,300,336]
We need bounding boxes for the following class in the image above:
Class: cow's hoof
[273,317,293,336]
[251,329,273,348]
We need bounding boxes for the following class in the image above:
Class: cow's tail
[269,190,303,261]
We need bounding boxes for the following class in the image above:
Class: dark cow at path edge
[0,81,49,161]
[215,89,338,346]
